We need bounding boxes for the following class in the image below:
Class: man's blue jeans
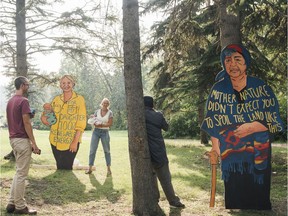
[88,128,111,166]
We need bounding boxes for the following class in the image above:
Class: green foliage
[142,0,287,142]
[111,110,127,130]
[56,53,127,131]
[164,112,199,138]
[273,92,287,141]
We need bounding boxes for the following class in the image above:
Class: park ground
[0,129,287,216]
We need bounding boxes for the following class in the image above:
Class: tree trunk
[198,90,209,145]
[218,0,241,47]
[16,0,27,77]
[122,0,161,215]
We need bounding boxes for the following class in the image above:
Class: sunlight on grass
[1,129,287,215]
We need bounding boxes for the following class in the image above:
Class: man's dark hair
[144,96,154,108]
[14,76,28,90]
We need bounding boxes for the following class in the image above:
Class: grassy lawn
[0,129,287,216]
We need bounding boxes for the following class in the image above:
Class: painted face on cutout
[224,52,247,79]
[60,76,74,92]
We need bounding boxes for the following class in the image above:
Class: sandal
[107,170,112,176]
[85,170,92,174]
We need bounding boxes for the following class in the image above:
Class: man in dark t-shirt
[6,76,40,215]
[144,96,185,208]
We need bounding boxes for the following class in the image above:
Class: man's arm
[23,114,40,154]
[161,114,169,131]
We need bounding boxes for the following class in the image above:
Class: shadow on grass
[24,170,125,206]
[224,209,285,216]
[166,144,223,194]
[169,207,182,216]
[166,143,287,216]
[88,174,123,203]
[1,156,52,169]
[26,170,85,205]
[1,160,16,172]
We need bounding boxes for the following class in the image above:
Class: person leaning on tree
[144,96,185,209]
[6,76,41,215]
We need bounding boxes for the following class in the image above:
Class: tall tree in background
[218,0,241,47]
[16,0,27,77]
[1,0,118,82]
[122,0,161,214]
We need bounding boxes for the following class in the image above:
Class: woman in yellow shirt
[42,75,87,170]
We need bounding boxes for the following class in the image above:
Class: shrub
[164,111,199,139]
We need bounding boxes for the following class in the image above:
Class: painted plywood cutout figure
[41,75,87,170]
[201,44,284,210]
[40,103,57,126]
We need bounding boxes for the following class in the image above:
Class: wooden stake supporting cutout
[207,150,218,207]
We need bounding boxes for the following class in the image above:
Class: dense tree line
[141,0,287,142]
[1,0,286,141]
[1,0,127,130]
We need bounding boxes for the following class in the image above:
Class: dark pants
[153,162,180,204]
[51,144,79,170]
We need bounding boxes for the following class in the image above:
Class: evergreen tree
[142,0,287,142]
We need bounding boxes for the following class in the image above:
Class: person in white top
[86,98,113,175]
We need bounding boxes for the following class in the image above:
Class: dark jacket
[145,107,169,166]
